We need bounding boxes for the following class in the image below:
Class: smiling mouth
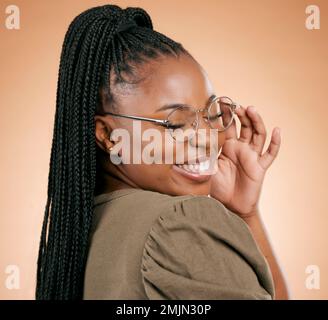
[172,156,218,181]
[175,159,212,174]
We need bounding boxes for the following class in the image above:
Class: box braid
[35,4,190,300]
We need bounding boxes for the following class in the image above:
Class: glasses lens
[207,97,234,130]
[167,106,197,142]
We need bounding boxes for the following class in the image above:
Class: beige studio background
[0,0,327,299]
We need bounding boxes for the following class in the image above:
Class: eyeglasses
[102,95,239,142]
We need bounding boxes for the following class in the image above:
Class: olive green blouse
[83,188,275,300]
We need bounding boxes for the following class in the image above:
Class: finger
[234,105,254,143]
[220,101,239,140]
[224,116,238,140]
[259,127,281,169]
[246,106,267,154]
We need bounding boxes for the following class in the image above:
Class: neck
[94,169,137,196]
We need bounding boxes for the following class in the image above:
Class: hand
[210,105,281,219]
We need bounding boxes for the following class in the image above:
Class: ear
[94,115,114,152]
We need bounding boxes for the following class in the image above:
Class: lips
[172,157,218,182]
[175,159,211,173]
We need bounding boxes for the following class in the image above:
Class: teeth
[177,160,212,173]
[200,160,210,171]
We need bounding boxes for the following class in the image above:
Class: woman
[36,4,289,300]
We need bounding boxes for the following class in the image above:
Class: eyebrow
[155,94,217,113]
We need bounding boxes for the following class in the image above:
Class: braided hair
[36,4,189,300]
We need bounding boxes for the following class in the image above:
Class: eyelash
[166,123,184,129]
[166,113,223,128]
[208,113,223,120]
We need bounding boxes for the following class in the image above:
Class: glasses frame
[102,95,239,141]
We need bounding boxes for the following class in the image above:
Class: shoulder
[140,194,275,300]
[113,188,238,223]
[114,189,245,235]
[139,191,251,242]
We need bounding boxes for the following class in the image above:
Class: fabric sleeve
[140,196,275,300]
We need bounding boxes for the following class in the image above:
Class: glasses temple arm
[103,112,170,126]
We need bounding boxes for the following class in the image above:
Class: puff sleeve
[141,196,275,300]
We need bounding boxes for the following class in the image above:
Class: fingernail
[249,106,256,112]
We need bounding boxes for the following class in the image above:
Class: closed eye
[208,112,223,121]
[166,123,185,129]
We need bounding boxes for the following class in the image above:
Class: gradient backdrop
[0,0,327,299]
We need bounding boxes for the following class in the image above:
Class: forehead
[113,54,215,115]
